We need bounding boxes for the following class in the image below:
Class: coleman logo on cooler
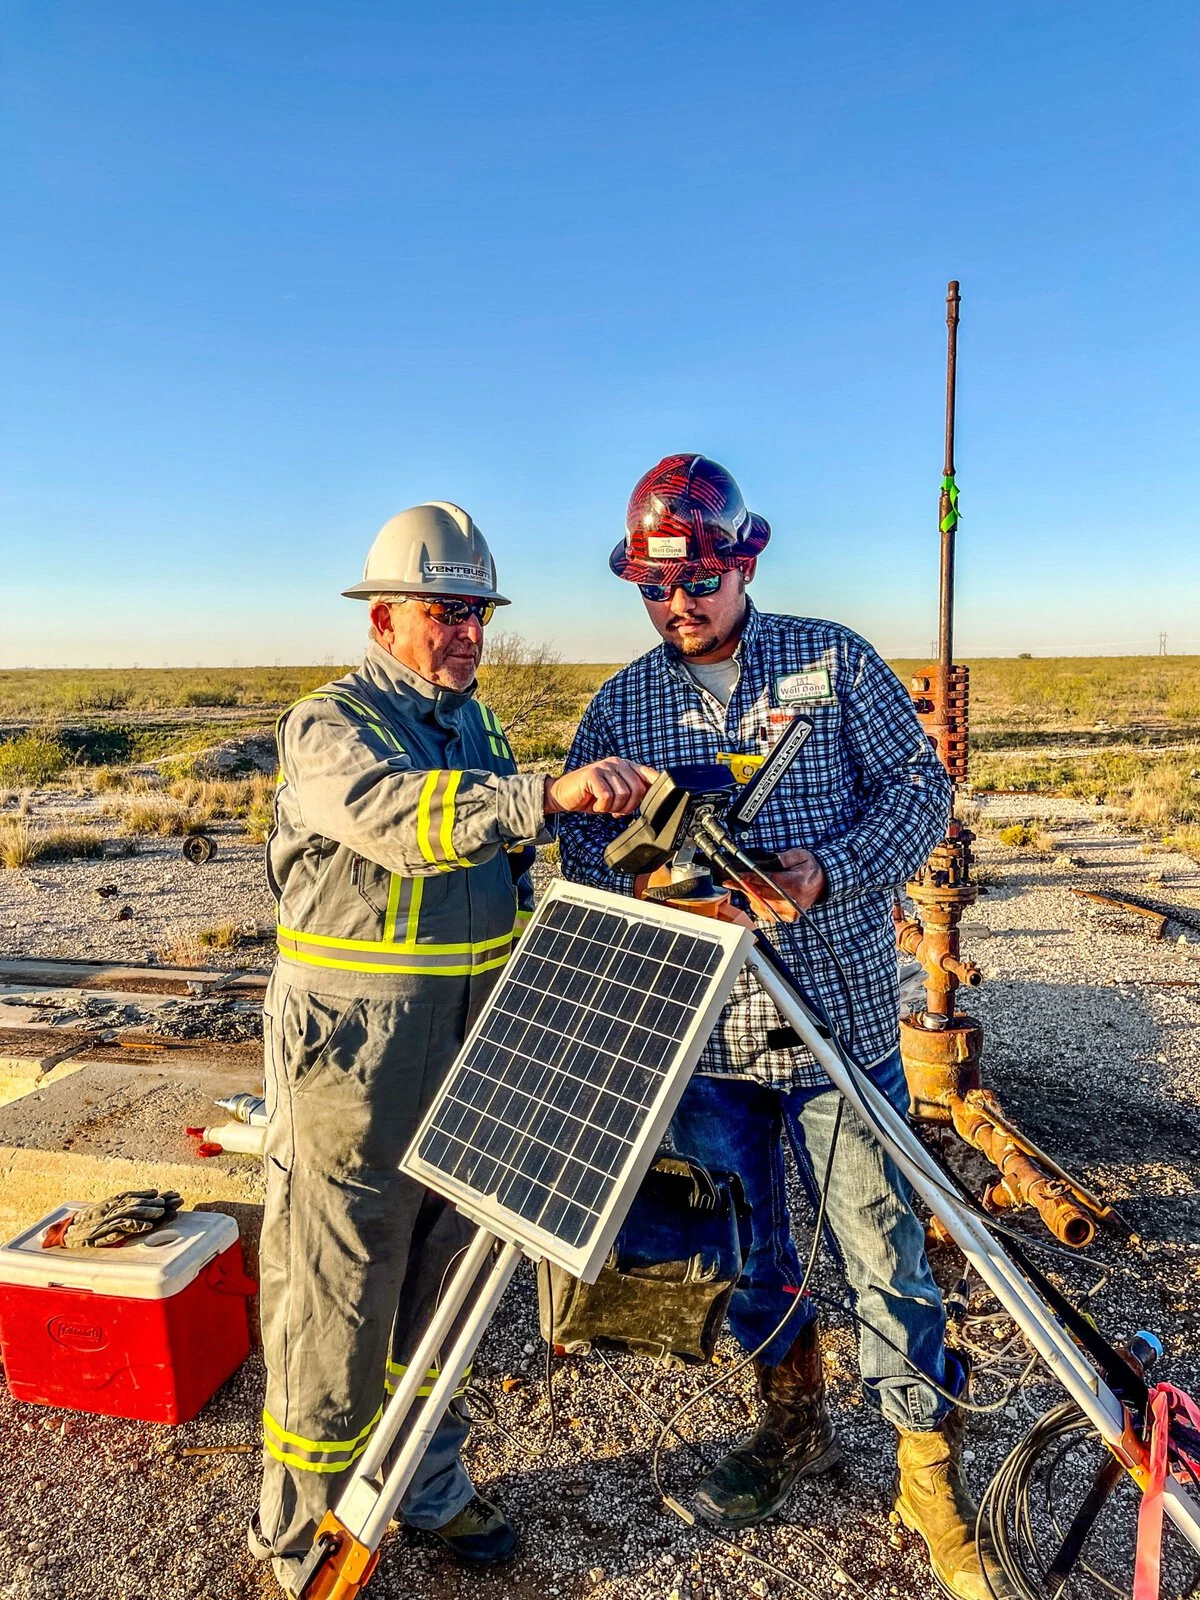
[646,536,688,559]
[775,668,833,704]
[48,1316,107,1351]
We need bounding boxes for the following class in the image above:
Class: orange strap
[1134,1384,1200,1600]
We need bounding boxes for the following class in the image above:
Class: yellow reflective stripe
[264,1436,370,1473]
[438,770,473,868]
[478,704,512,764]
[278,924,513,955]
[384,873,403,943]
[416,771,447,870]
[262,1405,382,1454]
[279,947,513,979]
[515,910,533,931]
[406,875,424,944]
[384,1360,472,1398]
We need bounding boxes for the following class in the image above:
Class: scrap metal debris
[1071,887,1168,938]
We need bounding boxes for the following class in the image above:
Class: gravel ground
[0,789,274,968]
[3,795,1200,1598]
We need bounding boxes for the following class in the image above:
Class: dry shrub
[35,827,106,861]
[167,774,274,819]
[242,792,275,844]
[159,931,207,967]
[197,923,241,951]
[117,801,212,837]
[0,819,105,867]
[1164,824,1200,864]
[1124,767,1200,829]
[0,819,36,869]
[996,821,1053,851]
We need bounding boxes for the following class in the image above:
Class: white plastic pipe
[200,1122,266,1156]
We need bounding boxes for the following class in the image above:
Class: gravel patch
[0,789,272,967]
[2,796,1200,1598]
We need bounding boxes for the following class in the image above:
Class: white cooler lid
[0,1206,240,1300]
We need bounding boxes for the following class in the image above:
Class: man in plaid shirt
[559,455,997,1600]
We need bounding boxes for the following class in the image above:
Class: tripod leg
[292,1232,520,1600]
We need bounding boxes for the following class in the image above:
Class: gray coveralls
[254,641,547,1586]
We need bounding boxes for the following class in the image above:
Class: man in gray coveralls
[249,502,653,1594]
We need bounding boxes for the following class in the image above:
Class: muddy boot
[694,1318,841,1529]
[893,1409,1005,1600]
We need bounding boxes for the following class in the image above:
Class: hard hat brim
[342,580,511,604]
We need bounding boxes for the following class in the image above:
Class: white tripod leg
[292,1231,522,1600]
[744,945,1200,1557]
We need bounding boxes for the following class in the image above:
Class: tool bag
[537,1154,741,1367]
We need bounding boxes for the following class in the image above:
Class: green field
[1,655,1198,845]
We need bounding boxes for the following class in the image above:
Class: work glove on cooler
[42,1189,184,1249]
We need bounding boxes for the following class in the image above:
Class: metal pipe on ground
[947,1091,1096,1249]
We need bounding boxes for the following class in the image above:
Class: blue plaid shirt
[557,604,951,1090]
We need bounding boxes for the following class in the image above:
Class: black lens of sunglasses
[426,600,494,625]
[639,576,722,601]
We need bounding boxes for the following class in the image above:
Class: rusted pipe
[894,917,981,990]
[947,1091,1096,1248]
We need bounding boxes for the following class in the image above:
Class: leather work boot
[433,1494,518,1563]
[694,1318,842,1529]
[893,1409,1006,1600]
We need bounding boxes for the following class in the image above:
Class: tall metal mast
[939,280,960,670]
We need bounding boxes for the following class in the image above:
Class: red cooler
[0,1205,255,1423]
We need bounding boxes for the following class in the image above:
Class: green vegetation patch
[0,732,70,786]
[972,746,1200,829]
[995,821,1052,851]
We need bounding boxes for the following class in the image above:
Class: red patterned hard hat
[610,454,771,584]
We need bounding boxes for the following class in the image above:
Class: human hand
[742,847,826,922]
[544,759,659,817]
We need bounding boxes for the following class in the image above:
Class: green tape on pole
[940,473,960,534]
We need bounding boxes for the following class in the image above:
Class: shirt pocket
[774,704,849,795]
[350,852,392,916]
[351,854,453,924]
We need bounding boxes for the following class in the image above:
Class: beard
[666,613,724,656]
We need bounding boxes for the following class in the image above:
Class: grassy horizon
[3,654,1199,728]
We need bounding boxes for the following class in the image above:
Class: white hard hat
[342,502,510,604]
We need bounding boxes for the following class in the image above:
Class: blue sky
[2,1,1197,667]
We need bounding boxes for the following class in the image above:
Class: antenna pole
[939,281,960,669]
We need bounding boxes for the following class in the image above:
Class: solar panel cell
[403,883,751,1279]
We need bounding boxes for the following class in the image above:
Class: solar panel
[401,882,752,1281]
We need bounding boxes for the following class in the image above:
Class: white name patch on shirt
[775,667,833,704]
[646,536,688,559]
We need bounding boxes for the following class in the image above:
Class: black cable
[806,1287,1041,1417]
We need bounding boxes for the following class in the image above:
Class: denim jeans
[669,1049,949,1432]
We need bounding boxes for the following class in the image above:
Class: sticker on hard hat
[775,668,833,704]
[423,561,490,583]
[646,536,688,559]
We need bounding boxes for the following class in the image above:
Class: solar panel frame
[401,882,752,1281]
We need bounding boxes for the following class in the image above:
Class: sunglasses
[637,573,724,603]
[395,597,497,626]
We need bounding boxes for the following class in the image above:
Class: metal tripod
[293,931,1200,1597]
